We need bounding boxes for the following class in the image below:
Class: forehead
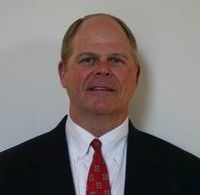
[72,16,131,52]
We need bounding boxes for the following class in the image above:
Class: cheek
[118,68,136,82]
[66,69,88,91]
[117,70,138,92]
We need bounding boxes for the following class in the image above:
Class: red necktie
[86,139,111,195]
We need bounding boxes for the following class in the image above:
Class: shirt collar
[65,115,129,161]
[66,115,95,160]
[99,118,128,162]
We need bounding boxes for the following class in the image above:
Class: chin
[90,104,117,115]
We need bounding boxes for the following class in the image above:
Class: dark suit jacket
[0,115,200,195]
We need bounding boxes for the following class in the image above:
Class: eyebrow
[76,52,98,60]
[76,52,129,60]
[109,53,128,60]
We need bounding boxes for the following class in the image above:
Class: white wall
[0,0,200,157]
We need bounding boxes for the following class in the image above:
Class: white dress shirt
[65,115,128,195]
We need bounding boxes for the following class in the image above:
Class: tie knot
[91,138,102,152]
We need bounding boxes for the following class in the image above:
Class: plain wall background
[0,0,199,157]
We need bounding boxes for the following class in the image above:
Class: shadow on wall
[129,53,151,131]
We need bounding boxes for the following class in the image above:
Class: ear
[136,64,141,85]
[133,56,141,85]
[58,60,68,88]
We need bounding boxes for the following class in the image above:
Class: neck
[69,109,128,137]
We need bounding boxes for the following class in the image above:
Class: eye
[108,57,125,65]
[79,56,97,65]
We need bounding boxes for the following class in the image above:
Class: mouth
[87,86,115,92]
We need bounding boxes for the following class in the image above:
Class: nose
[94,62,113,77]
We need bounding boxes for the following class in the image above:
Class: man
[0,13,200,195]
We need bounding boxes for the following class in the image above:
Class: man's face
[59,16,140,118]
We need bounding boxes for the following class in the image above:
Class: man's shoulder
[129,124,200,166]
[0,130,59,177]
[0,116,67,166]
[1,129,54,160]
[128,124,200,192]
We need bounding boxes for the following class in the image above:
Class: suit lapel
[27,116,76,195]
[124,121,172,195]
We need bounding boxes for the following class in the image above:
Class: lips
[86,78,118,93]
[87,86,115,92]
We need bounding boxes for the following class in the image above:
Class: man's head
[61,13,138,64]
[58,13,140,127]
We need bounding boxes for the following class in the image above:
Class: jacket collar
[124,121,169,195]
[26,115,76,195]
